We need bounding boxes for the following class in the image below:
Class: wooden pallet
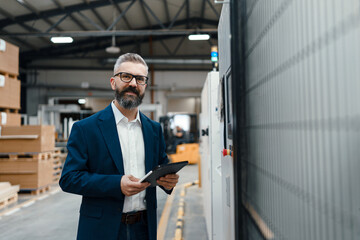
[52,161,62,183]
[0,108,19,114]
[53,148,62,156]
[20,185,51,195]
[0,182,19,209]
[52,153,63,183]
[53,172,61,183]
[0,192,18,209]
[0,71,18,79]
[0,152,53,161]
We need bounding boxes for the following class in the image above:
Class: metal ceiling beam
[172,36,186,55]
[45,14,69,33]
[83,0,108,29]
[20,17,218,58]
[200,0,206,28]
[159,40,172,55]
[13,0,64,31]
[163,0,170,23]
[52,0,88,31]
[25,55,210,60]
[0,0,132,29]
[77,11,104,30]
[109,0,132,30]
[24,65,211,71]
[168,0,186,29]
[141,0,166,29]
[3,29,217,38]
[205,0,220,19]
[145,58,212,65]
[186,0,190,29]
[0,7,40,33]
[0,30,37,50]
[21,33,216,62]
[0,7,50,45]
[29,57,211,65]
[107,0,136,30]
[139,0,151,28]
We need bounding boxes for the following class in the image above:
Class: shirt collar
[111,101,142,125]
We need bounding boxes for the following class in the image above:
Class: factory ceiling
[0,0,222,71]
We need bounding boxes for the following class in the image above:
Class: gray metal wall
[241,0,360,239]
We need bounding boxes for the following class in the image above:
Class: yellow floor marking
[157,187,176,240]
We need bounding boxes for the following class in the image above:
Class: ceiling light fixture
[106,10,120,54]
[50,37,73,44]
[188,34,210,41]
[78,99,86,104]
[105,35,120,54]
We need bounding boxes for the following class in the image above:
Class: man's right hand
[121,175,150,196]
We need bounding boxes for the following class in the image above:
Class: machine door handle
[201,128,209,136]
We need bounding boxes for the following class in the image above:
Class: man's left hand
[157,174,179,190]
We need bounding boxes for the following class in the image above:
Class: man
[59,53,179,240]
[175,126,185,139]
[171,125,186,153]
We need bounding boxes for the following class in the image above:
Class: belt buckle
[125,213,133,224]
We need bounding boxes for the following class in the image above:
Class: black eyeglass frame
[113,72,149,85]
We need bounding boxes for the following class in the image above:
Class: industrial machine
[199,71,224,239]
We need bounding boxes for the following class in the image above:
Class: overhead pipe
[104,58,212,65]
[0,29,217,38]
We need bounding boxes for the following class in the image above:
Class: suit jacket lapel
[140,112,155,173]
[98,104,124,174]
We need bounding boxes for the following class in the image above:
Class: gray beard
[115,87,144,109]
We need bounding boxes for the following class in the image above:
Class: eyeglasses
[113,72,148,85]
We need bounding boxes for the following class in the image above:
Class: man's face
[111,62,148,109]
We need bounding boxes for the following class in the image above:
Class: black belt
[121,210,147,225]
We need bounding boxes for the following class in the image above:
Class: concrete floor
[0,164,207,240]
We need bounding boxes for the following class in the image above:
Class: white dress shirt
[111,101,146,213]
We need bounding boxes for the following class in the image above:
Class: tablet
[139,161,188,187]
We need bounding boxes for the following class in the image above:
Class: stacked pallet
[0,39,57,194]
[0,39,21,127]
[0,182,19,209]
[0,125,56,194]
[52,148,63,183]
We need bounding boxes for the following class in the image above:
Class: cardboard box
[0,74,20,109]
[0,74,10,108]
[0,153,53,189]
[0,125,55,153]
[0,39,19,76]
[0,112,21,126]
[9,78,20,109]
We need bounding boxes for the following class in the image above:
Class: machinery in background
[168,143,199,165]
[199,71,224,240]
[160,113,198,154]
[218,4,235,240]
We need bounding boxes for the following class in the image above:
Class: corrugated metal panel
[241,0,360,239]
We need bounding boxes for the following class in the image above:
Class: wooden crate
[0,39,19,76]
[0,125,55,153]
[0,153,53,189]
[0,73,20,110]
[0,111,21,126]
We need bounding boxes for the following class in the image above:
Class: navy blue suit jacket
[59,104,169,240]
